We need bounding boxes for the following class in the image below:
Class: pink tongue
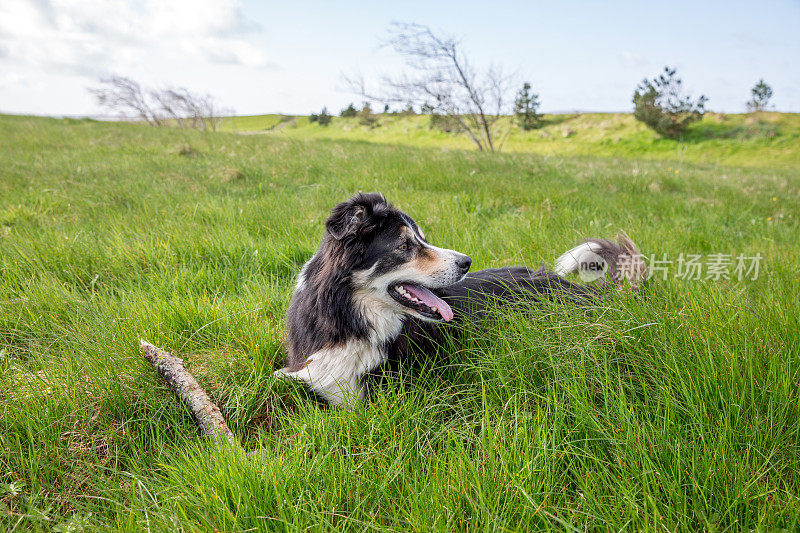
[402,284,453,322]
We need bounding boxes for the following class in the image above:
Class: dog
[276,192,647,408]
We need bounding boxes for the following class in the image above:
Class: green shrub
[359,103,378,127]
[746,79,773,112]
[311,107,331,126]
[419,102,461,132]
[340,103,357,118]
[633,66,708,138]
[514,82,542,130]
[429,113,462,133]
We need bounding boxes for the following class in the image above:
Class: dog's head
[321,192,471,323]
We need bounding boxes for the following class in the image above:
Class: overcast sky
[1,0,798,116]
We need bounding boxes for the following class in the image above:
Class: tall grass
[1,114,798,531]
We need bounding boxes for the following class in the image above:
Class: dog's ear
[326,204,367,240]
[326,193,386,240]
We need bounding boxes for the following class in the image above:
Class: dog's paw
[274,367,298,381]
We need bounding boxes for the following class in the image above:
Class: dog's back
[389,234,648,362]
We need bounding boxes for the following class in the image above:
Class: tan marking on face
[408,240,449,275]
[401,226,449,276]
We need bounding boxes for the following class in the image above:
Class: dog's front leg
[275,343,379,409]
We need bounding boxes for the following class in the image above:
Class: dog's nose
[456,254,472,273]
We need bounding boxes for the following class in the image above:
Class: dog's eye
[398,242,408,251]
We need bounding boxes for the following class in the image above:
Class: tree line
[339,23,775,150]
[90,23,776,149]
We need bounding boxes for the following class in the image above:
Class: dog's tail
[554,231,649,291]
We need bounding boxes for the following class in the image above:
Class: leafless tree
[89,76,164,126]
[348,23,516,152]
[90,76,229,131]
[152,88,227,131]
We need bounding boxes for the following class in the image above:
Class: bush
[318,108,332,126]
[429,113,462,133]
[746,79,773,112]
[340,103,357,117]
[514,82,542,130]
[633,67,708,138]
[311,107,332,126]
[419,102,462,132]
[359,103,378,127]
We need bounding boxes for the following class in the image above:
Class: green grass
[222,111,800,168]
[1,113,799,531]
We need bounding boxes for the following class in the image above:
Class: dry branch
[139,339,237,447]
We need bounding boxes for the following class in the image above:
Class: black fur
[285,193,420,371]
[387,266,599,362]
[283,192,646,403]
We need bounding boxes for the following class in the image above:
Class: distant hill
[220,112,800,168]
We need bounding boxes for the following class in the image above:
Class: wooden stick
[139,339,238,447]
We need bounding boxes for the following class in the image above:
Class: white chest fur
[278,266,407,408]
[276,338,389,408]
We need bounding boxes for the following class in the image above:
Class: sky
[1,0,798,116]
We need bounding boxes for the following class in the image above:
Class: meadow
[221,111,800,168]
[1,113,799,531]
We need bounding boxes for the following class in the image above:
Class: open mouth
[389,283,454,322]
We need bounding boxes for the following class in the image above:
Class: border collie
[277,193,647,407]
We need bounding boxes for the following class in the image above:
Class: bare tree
[89,76,164,126]
[348,23,515,152]
[90,76,229,131]
[152,88,227,131]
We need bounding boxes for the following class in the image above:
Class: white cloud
[0,0,271,78]
[620,51,646,68]
[184,38,270,69]
[146,0,257,37]
[0,71,29,89]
